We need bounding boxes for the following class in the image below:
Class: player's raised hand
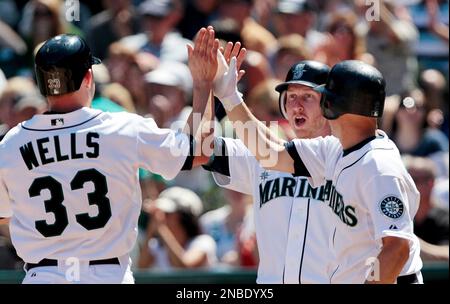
[221,41,247,81]
[212,39,247,112]
[187,26,220,85]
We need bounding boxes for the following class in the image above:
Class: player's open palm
[221,41,247,82]
[187,26,220,85]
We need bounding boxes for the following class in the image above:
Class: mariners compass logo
[379,196,404,219]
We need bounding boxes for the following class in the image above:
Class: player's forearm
[227,102,293,172]
[254,116,286,146]
[365,237,410,284]
[184,83,213,136]
[183,84,216,168]
[192,88,216,167]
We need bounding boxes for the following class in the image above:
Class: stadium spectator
[18,0,83,65]
[120,0,191,63]
[270,34,311,81]
[101,83,136,113]
[216,0,277,55]
[273,0,326,50]
[138,187,217,269]
[363,0,419,95]
[212,19,272,100]
[409,0,449,75]
[0,0,20,28]
[0,20,28,78]
[86,0,141,60]
[314,10,373,66]
[419,69,449,137]
[105,42,155,114]
[391,89,448,157]
[200,189,252,266]
[177,0,219,40]
[403,156,449,261]
[0,77,44,141]
[144,61,192,127]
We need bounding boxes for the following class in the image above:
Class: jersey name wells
[259,177,357,227]
[19,132,100,170]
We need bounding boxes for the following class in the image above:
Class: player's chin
[292,125,311,139]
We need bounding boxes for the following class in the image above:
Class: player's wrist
[218,90,243,112]
[193,79,213,90]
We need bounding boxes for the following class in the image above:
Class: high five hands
[187,26,220,87]
[214,33,247,112]
[187,26,247,113]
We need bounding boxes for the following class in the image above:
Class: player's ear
[83,69,94,88]
[83,69,96,100]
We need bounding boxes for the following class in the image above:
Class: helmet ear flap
[320,93,345,120]
[279,90,288,119]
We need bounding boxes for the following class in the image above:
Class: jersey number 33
[28,168,112,237]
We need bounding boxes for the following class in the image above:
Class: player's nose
[290,101,304,114]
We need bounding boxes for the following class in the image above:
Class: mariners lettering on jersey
[19,132,100,170]
[258,176,358,227]
[258,176,326,207]
[324,181,358,227]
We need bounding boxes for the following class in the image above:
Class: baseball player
[0,29,218,283]
[212,56,423,283]
[202,59,336,283]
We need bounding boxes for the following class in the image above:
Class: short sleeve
[207,137,255,195]
[136,117,190,180]
[291,136,338,187]
[362,175,417,243]
[0,170,12,218]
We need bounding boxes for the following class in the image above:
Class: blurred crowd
[0,0,448,272]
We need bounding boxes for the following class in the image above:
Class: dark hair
[178,210,202,239]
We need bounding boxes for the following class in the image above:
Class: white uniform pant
[22,255,134,284]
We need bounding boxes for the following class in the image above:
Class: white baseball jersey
[0,107,189,264]
[288,130,423,283]
[207,137,334,284]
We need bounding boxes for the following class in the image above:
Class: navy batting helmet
[275,61,330,118]
[314,60,386,120]
[35,34,101,97]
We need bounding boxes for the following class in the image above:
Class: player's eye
[287,94,297,101]
[302,93,313,101]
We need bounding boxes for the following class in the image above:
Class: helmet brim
[275,80,318,93]
[314,84,339,100]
